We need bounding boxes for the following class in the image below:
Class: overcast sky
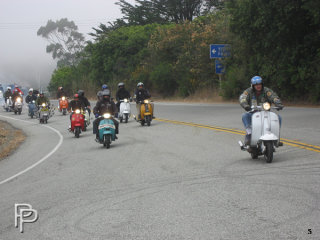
[0,0,133,89]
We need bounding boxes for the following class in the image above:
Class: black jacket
[116,88,130,101]
[57,90,66,99]
[4,90,12,99]
[134,88,151,103]
[25,94,37,103]
[93,99,117,116]
[68,100,85,112]
[79,96,90,108]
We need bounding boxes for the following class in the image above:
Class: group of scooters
[64,96,154,149]
[2,95,54,124]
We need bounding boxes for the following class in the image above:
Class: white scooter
[119,98,131,123]
[4,97,13,112]
[13,96,23,115]
[84,108,90,131]
[238,102,283,163]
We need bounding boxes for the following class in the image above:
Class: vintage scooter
[28,100,37,118]
[238,102,283,163]
[70,109,85,138]
[13,96,23,115]
[38,103,50,124]
[59,96,69,115]
[97,113,116,149]
[119,98,131,123]
[138,99,153,126]
[4,97,13,112]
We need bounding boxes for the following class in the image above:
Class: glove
[244,106,251,112]
[95,113,99,118]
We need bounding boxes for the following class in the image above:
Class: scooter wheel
[264,141,274,163]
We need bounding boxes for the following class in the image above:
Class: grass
[0,120,26,160]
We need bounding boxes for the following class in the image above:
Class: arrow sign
[210,44,231,58]
[215,59,225,74]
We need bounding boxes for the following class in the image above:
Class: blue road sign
[215,59,225,74]
[210,44,231,58]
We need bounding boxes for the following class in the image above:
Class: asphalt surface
[0,102,319,240]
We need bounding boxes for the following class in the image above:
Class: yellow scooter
[139,99,153,126]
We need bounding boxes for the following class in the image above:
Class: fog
[0,0,134,90]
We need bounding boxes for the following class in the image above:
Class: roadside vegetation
[38,0,320,103]
[0,121,26,160]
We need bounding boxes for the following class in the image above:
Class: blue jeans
[242,112,282,129]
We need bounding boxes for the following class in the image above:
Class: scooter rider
[239,76,284,145]
[68,93,85,125]
[36,92,50,108]
[4,87,13,101]
[93,90,119,141]
[97,84,109,101]
[134,82,154,120]
[12,89,22,109]
[57,87,66,99]
[25,88,37,103]
[116,82,131,111]
[78,90,91,115]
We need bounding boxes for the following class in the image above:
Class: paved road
[0,102,319,240]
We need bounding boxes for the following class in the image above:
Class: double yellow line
[155,118,320,153]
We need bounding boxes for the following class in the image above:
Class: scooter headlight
[263,102,271,111]
[17,98,22,103]
[75,109,80,114]
[62,96,66,101]
[124,98,128,103]
[103,113,111,119]
[144,100,149,104]
[42,103,46,107]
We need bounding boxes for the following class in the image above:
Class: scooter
[97,113,116,149]
[238,102,283,163]
[4,97,13,112]
[59,96,69,115]
[138,99,153,126]
[38,103,49,124]
[13,96,23,115]
[70,109,85,138]
[28,100,37,118]
[119,98,131,123]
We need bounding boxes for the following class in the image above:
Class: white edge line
[0,114,63,185]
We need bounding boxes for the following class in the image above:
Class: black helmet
[78,90,84,97]
[118,82,125,88]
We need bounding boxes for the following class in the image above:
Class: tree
[37,18,86,67]
[116,0,205,25]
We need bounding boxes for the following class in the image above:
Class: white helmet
[7,86,11,90]
[29,88,33,92]
[137,82,144,87]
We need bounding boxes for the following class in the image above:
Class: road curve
[0,102,319,240]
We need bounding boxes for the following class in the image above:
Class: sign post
[210,44,231,90]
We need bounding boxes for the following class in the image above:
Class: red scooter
[70,109,85,138]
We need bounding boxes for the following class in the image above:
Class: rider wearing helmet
[4,87,13,100]
[57,86,66,99]
[25,88,37,104]
[78,90,91,115]
[14,85,24,95]
[68,93,85,113]
[93,90,119,141]
[239,76,283,145]
[116,82,131,111]
[134,82,154,120]
[97,84,109,101]
[12,89,22,108]
[36,91,50,107]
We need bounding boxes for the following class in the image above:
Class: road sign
[210,44,231,58]
[215,59,225,74]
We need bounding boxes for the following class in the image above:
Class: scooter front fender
[260,132,278,141]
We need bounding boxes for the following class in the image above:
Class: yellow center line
[154,118,320,153]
